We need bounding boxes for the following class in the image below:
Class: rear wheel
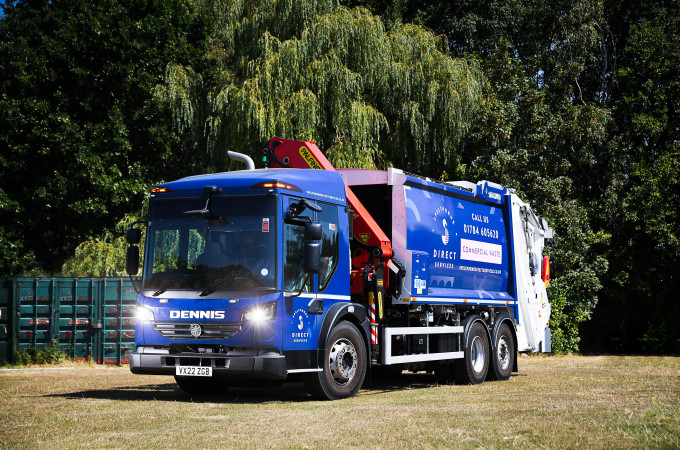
[174,375,228,395]
[489,323,515,381]
[305,321,367,400]
[453,321,490,384]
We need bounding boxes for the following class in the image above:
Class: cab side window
[283,198,311,292]
[318,203,339,292]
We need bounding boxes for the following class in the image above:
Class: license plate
[175,366,213,377]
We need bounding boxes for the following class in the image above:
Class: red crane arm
[264,138,392,260]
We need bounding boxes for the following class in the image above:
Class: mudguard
[461,314,492,350]
[317,302,370,368]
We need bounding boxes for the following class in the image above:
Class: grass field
[1,355,678,448]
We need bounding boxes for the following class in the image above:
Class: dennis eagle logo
[189,323,202,338]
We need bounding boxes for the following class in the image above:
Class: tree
[24,0,482,277]
[374,0,679,353]
[61,214,146,277]
[396,0,611,352]
[157,0,483,176]
[0,0,212,274]
[581,1,680,353]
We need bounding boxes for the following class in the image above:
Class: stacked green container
[0,280,10,363]
[0,277,139,365]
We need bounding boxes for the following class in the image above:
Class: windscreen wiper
[152,278,180,297]
[199,277,229,297]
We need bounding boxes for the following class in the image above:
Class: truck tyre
[489,323,515,381]
[174,375,228,395]
[305,321,367,400]
[453,321,490,384]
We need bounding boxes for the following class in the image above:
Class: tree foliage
[367,0,679,353]
[383,0,611,352]
[582,1,680,353]
[61,214,146,277]
[1,0,678,354]
[157,0,483,175]
[0,0,211,274]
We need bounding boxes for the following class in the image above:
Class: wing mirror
[303,223,322,274]
[126,228,142,245]
[126,246,140,276]
[304,223,322,240]
[125,227,142,275]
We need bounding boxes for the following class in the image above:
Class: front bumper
[130,346,287,380]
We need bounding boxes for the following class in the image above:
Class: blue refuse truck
[126,138,553,399]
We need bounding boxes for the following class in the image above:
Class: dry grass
[1,355,678,448]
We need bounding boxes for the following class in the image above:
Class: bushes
[11,340,68,366]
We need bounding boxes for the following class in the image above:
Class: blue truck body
[128,140,552,399]
[400,176,511,302]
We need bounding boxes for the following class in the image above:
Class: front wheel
[305,321,367,400]
[453,321,490,384]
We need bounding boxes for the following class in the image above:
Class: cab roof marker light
[251,181,302,192]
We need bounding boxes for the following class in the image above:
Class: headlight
[135,305,155,322]
[242,301,277,323]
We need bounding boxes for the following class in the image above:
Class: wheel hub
[329,338,357,385]
[497,336,510,370]
[470,335,486,374]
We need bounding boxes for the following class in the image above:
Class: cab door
[282,196,319,351]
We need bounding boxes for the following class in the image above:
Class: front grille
[153,321,242,340]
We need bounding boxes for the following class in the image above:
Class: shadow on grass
[362,370,441,396]
[43,381,313,404]
[41,370,453,403]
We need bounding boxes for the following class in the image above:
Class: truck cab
[129,168,364,396]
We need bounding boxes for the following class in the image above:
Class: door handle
[307,298,323,315]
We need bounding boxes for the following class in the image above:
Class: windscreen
[144,195,276,295]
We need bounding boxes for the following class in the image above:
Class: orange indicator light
[251,181,302,192]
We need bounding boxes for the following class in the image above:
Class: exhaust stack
[228,151,255,170]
